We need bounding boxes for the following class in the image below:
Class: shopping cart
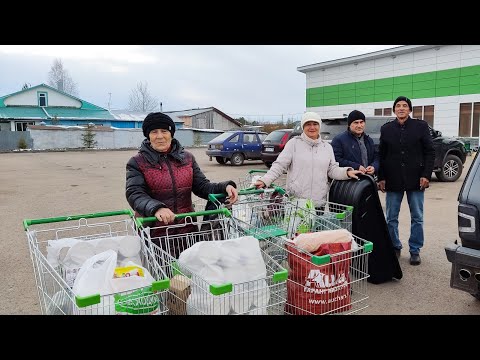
[23,209,170,315]
[206,199,371,314]
[136,208,288,315]
[209,188,353,232]
[240,169,287,189]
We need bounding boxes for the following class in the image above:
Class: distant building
[0,84,241,133]
[0,83,114,132]
[111,107,241,131]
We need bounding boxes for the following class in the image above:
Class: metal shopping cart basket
[210,187,353,232]
[136,208,288,315]
[23,209,169,315]
[240,169,287,190]
[214,200,372,314]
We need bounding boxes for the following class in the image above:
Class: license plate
[264,147,274,152]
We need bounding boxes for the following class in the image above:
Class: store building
[298,45,480,138]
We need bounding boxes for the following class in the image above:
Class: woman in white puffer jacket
[255,112,362,209]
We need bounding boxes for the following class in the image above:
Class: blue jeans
[385,190,424,255]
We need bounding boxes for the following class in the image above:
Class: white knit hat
[301,111,321,128]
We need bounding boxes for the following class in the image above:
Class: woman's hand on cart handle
[254,179,266,189]
[225,185,239,205]
[155,207,176,225]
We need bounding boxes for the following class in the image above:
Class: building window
[424,106,434,128]
[38,92,47,107]
[413,106,422,119]
[16,122,34,131]
[459,102,480,137]
[412,105,435,127]
[374,108,392,116]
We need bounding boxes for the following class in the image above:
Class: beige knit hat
[301,111,321,128]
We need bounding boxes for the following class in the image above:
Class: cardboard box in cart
[167,274,191,315]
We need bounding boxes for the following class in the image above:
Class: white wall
[306,45,477,89]
[4,86,81,107]
[28,128,223,150]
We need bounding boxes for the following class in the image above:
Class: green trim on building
[44,107,114,120]
[306,65,480,107]
[0,107,47,119]
[80,100,106,110]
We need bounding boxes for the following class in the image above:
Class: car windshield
[264,131,287,142]
[210,132,236,142]
[320,119,346,141]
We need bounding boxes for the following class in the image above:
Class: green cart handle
[23,209,135,231]
[208,186,286,202]
[248,169,268,174]
[135,208,232,227]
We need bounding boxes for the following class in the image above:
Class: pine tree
[81,124,97,148]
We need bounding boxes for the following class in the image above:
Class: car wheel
[437,154,463,182]
[230,153,244,166]
[215,157,225,164]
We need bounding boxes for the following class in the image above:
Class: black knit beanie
[347,110,366,127]
[142,112,176,138]
[393,96,412,111]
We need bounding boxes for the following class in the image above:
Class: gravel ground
[1,148,479,315]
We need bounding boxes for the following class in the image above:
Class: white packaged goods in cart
[136,208,288,315]
[23,210,170,315]
[205,190,372,315]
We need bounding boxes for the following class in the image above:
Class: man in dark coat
[377,96,435,266]
[332,110,379,176]
[126,112,238,258]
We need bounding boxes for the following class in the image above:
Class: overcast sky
[0,45,398,122]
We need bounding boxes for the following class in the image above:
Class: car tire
[215,157,225,164]
[230,153,244,166]
[437,154,463,182]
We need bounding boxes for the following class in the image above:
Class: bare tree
[128,81,159,112]
[47,58,79,96]
[22,82,31,90]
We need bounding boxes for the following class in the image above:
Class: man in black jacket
[332,110,379,176]
[377,96,435,266]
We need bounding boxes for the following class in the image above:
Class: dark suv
[317,116,467,182]
[206,130,267,166]
[445,151,480,299]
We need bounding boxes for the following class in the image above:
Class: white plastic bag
[72,251,155,315]
[179,236,268,314]
[73,250,117,298]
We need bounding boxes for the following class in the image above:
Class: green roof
[44,107,114,120]
[0,107,47,119]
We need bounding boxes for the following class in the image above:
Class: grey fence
[0,131,33,150]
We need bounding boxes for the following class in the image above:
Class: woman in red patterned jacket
[126,112,238,258]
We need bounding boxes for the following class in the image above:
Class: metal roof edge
[297,45,440,73]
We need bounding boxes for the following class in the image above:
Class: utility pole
[160,102,163,112]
